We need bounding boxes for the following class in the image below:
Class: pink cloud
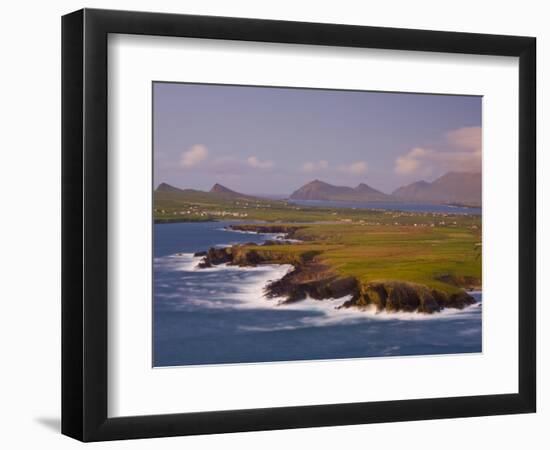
[180,144,208,168]
[339,161,368,176]
[247,156,274,169]
[302,160,329,173]
[394,126,481,176]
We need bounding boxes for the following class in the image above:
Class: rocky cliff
[195,238,476,314]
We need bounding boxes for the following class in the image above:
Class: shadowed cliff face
[195,241,476,314]
[340,281,475,313]
[265,261,360,305]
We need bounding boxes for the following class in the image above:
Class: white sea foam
[219,226,301,243]
[226,228,257,235]
[154,253,203,272]
[155,252,482,329]
[238,293,482,331]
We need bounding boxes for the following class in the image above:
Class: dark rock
[228,224,305,240]
[446,290,476,309]
[265,261,360,305]
[195,241,476,315]
[237,249,264,265]
[435,273,481,290]
[431,289,448,308]
[198,247,233,267]
[341,281,474,314]
[262,240,283,246]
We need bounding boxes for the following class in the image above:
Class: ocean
[153,221,482,367]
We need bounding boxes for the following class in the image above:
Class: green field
[154,189,481,294]
[237,223,481,294]
[154,189,480,226]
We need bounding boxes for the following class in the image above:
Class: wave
[220,227,283,238]
[155,252,482,330]
[154,253,203,272]
[219,227,301,243]
[239,293,481,331]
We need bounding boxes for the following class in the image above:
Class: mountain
[355,182,386,196]
[210,183,243,196]
[209,183,269,201]
[155,182,207,196]
[156,182,188,193]
[289,179,391,202]
[155,182,267,203]
[392,172,481,206]
[391,180,431,201]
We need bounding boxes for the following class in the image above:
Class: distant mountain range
[289,180,391,202]
[156,171,481,207]
[155,182,268,203]
[391,172,481,206]
[290,172,481,206]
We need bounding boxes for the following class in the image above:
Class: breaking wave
[154,252,482,331]
[153,221,482,366]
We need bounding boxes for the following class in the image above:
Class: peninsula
[194,222,480,314]
[155,180,481,315]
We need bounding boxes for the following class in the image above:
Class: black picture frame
[62,8,536,442]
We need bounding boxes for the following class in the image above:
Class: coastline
[194,223,478,315]
[154,218,218,224]
[153,222,482,367]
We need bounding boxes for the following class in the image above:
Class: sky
[153,82,481,195]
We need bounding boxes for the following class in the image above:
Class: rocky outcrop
[196,247,233,268]
[228,224,305,239]
[197,243,300,268]
[195,242,476,314]
[265,262,360,304]
[340,281,475,314]
[434,274,481,291]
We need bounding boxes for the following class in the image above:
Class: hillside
[154,182,291,222]
[289,180,391,202]
[197,221,481,313]
[210,183,242,196]
[156,182,265,202]
[392,172,481,206]
[288,173,481,206]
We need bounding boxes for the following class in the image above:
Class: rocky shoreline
[226,224,306,238]
[194,224,477,314]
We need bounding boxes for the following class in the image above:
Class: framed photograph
[62,8,536,441]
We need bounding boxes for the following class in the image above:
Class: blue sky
[153,82,481,195]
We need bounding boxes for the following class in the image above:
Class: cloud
[302,160,329,173]
[180,144,208,168]
[339,161,368,176]
[247,156,274,169]
[395,148,428,175]
[302,159,368,176]
[208,155,275,174]
[394,126,481,176]
[446,126,481,151]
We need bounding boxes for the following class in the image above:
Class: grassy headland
[156,186,481,313]
[226,223,481,294]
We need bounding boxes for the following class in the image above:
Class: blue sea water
[288,199,481,215]
[154,221,482,367]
